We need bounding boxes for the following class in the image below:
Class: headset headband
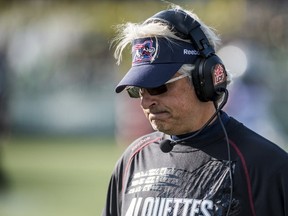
[145,9,215,57]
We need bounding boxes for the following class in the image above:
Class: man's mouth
[149,110,170,120]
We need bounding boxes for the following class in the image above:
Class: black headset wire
[214,89,233,216]
[175,89,233,214]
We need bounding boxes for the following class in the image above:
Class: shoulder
[125,131,165,156]
[227,117,288,167]
[228,117,286,151]
[114,131,165,169]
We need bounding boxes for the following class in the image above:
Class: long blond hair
[111,5,221,65]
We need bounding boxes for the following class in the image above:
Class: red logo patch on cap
[213,64,226,86]
[132,39,156,64]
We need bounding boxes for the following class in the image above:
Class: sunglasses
[126,74,189,98]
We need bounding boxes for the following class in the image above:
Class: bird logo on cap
[132,39,156,64]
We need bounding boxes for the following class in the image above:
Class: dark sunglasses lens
[126,85,168,98]
[147,85,167,95]
[126,87,140,98]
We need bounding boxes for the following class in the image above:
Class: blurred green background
[0,0,287,216]
[0,136,124,216]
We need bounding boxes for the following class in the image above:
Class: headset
[145,9,228,102]
[145,9,233,215]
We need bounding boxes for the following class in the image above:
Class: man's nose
[140,89,158,109]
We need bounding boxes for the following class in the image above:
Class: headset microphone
[159,114,217,153]
[159,139,176,153]
[159,125,208,153]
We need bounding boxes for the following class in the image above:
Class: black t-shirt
[102,112,288,216]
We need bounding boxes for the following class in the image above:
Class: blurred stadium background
[0,0,287,216]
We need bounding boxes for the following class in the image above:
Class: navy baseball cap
[115,37,200,93]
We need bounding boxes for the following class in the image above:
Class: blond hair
[111,5,221,65]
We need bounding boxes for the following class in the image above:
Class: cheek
[171,97,193,118]
[171,89,196,114]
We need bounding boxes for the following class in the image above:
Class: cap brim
[115,63,182,93]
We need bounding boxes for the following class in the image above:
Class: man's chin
[150,122,172,135]
[151,122,163,132]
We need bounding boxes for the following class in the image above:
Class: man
[102,6,288,216]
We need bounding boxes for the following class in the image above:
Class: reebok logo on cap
[183,49,200,55]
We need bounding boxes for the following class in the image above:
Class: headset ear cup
[192,55,227,102]
[147,9,228,102]
[192,58,207,102]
